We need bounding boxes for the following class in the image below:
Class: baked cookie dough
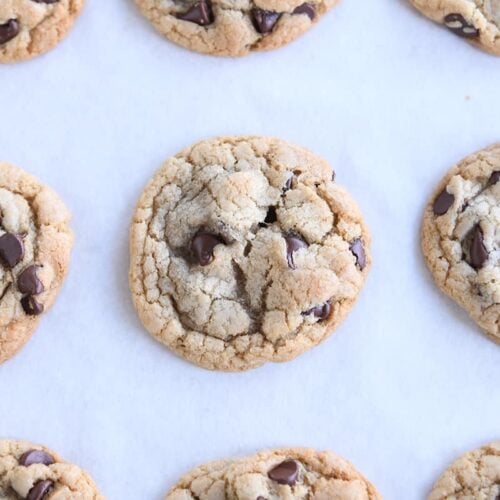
[130,136,371,371]
[0,162,73,364]
[421,143,499,342]
[428,442,500,499]
[0,0,84,63]
[165,448,381,499]
[0,439,103,499]
[409,0,500,55]
[134,0,338,56]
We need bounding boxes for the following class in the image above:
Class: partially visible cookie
[134,0,338,56]
[165,448,382,499]
[129,136,371,371]
[428,442,500,499]
[409,0,500,55]
[0,0,84,63]
[0,162,73,364]
[421,144,499,342]
[0,439,103,499]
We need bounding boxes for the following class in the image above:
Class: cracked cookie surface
[0,162,73,364]
[428,442,500,499]
[134,0,338,56]
[421,143,500,342]
[409,0,500,55]
[0,439,103,499]
[130,136,371,371]
[0,0,84,63]
[165,448,382,499]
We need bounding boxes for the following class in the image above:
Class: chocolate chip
[285,234,308,269]
[251,9,281,34]
[304,301,331,320]
[468,224,488,270]
[191,232,223,266]
[293,2,316,20]
[433,188,454,216]
[21,295,44,316]
[19,450,55,467]
[176,0,214,26]
[268,460,299,486]
[27,480,53,500]
[264,206,277,224]
[0,233,24,269]
[444,13,479,38]
[283,176,294,192]
[18,266,44,296]
[0,19,20,45]
[350,239,366,270]
[488,171,500,186]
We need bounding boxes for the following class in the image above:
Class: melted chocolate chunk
[27,480,53,500]
[444,13,479,38]
[268,460,299,485]
[191,232,223,266]
[293,3,316,20]
[304,301,331,320]
[251,9,281,34]
[283,176,294,192]
[0,233,24,269]
[468,224,488,270]
[176,0,214,26]
[19,450,55,467]
[21,295,44,316]
[18,266,44,295]
[0,20,20,45]
[433,188,454,216]
[284,234,308,269]
[488,171,500,186]
[350,239,366,270]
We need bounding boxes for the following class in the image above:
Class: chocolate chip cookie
[134,0,338,56]
[165,448,381,499]
[130,136,371,371]
[409,0,500,55]
[0,0,84,63]
[0,439,103,499]
[421,144,500,342]
[0,162,73,364]
[428,442,500,499]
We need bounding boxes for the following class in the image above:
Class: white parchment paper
[1,0,500,498]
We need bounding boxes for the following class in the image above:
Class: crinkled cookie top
[130,136,371,371]
[0,0,84,63]
[428,442,500,499]
[165,448,381,499]
[134,0,338,56]
[0,439,103,499]
[0,162,73,364]
[421,143,500,342]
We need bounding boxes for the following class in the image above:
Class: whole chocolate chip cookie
[129,136,371,371]
[0,439,103,499]
[165,448,382,499]
[408,0,500,55]
[428,442,500,499]
[421,144,500,342]
[0,162,73,364]
[0,0,84,63]
[134,0,338,56]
